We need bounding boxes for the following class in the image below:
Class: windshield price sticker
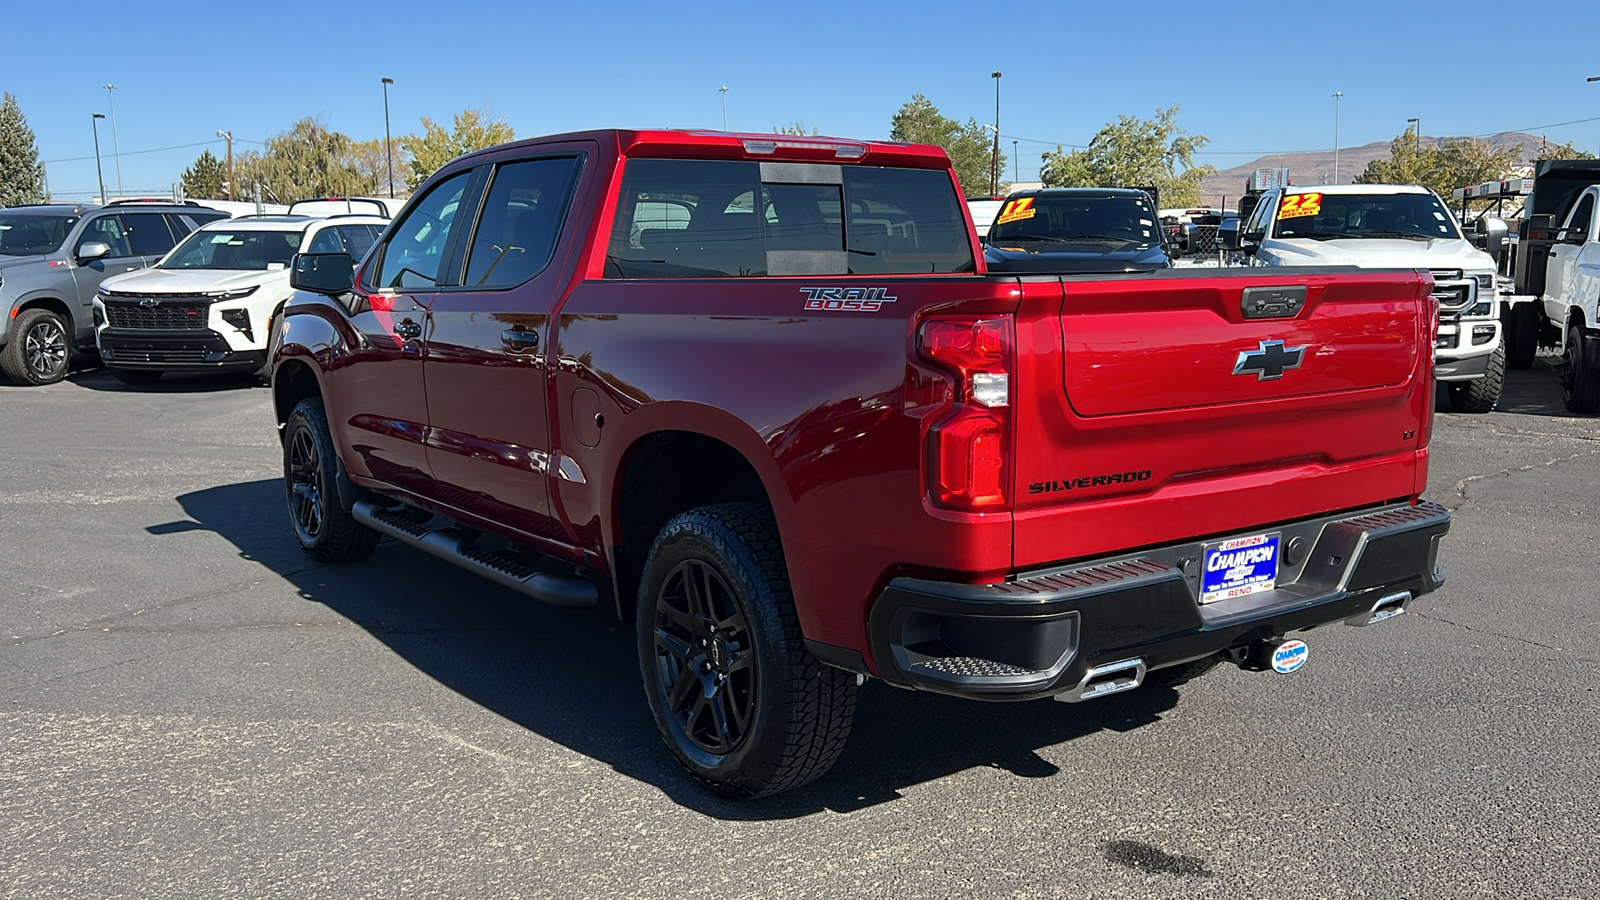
[1200,533,1281,603]
[1279,193,1322,219]
[995,198,1036,225]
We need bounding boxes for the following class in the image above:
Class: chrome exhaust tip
[1346,590,1412,627]
[1057,657,1146,703]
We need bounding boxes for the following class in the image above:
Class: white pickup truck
[1220,184,1504,412]
[1493,160,1600,412]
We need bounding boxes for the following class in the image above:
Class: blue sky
[9,0,1600,200]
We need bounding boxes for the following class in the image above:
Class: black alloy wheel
[281,397,379,562]
[1563,323,1600,414]
[287,424,326,546]
[651,558,758,755]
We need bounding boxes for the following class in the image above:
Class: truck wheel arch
[273,358,324,430]
[11,296,75,333]
[605,410,798,625]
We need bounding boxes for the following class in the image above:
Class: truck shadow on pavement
[164,478,1184,820]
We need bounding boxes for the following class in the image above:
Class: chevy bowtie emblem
[1233,340,1306,381]
[138,298,159,308]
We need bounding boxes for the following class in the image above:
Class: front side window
[162,229,301,270]
[0,214,77,255]
[336,225,381,261]
[1271,191,1461,241]
[307,227,345,254]
[372,171,472,289]
[81,216,131,257]
[1563,194,1594,241]
[462,157,582,288]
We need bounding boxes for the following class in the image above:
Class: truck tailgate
[1012,269,1433,570]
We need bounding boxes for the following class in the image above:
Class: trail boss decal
[1028,469,1152,494]
[801,287,898,312]
[1200,533,1281,603]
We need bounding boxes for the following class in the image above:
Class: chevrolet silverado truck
[1219,184,1505,412]
[272,130,1450,798]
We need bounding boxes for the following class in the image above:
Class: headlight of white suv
[205,286,260,301]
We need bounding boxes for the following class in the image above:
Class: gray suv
[0,201,228,385]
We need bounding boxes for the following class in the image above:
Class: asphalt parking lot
[3,361,1597,899]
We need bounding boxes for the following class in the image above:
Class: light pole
[719,86,729,131]
[104,84,123,198]
[990,71,1002,196]
[216,130,233,201]
[1589,76,1599,154]
[1407,117,1420,144]
[91,114,107,205]
[1013,139,1019,184]
[381,77,395,199]
[1332,91,1344,184]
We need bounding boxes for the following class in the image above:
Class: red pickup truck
[272,129,1450,798]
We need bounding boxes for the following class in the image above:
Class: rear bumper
[865,501,1449,701]
[97,328,265,371]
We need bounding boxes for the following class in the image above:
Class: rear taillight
[1419,294,1439,448]
[919,317,1013,509]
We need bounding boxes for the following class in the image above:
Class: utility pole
[216,130,234,200]
[990,72,1002,195]
[1332,91,1344,184]
[91,114,107,205]
[719,86,729,131]
[104,84,123,198]
[382,77,395,199]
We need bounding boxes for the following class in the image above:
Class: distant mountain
[1196,131,1545,207]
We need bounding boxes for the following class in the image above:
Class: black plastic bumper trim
[868,501,1450,700]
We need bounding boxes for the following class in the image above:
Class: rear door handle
[502,329,539,349]
[395,319,422,340]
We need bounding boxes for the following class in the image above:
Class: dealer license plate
[1200,533,1281,604]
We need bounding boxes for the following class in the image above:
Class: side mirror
[76,241,110,262]
[1217,217,1241,251]
[1528,214,1556,231]
[1474,216,1509,255]
[290,252,355,296]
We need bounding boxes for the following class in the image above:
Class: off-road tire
[1448,343,1505,413]
[1146,654,1222,688]
[638,502,857,799]
[0,308,71,385]
[1506,301,1539,369]
[283,397,380,562]
[112,369,163,385]
[1563,323,1600,414]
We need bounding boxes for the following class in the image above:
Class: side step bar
[352,498,597,609]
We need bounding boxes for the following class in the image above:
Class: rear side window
[123,213,179,255]
[605,159,973,278]
[462,156,582,287]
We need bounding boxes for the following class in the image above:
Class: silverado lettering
[1028,470,1153,494]
[272,128,1450,801]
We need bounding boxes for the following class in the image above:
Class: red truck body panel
[275,128,1439,677]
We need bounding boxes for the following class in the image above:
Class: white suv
[93,215,386,384]
[1225,184,1504,412]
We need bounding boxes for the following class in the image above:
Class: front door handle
[501,328,539,349]
[395,319,422,340]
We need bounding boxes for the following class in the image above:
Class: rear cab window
[604,159,973,277]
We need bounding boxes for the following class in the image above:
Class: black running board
[352,498,597,609]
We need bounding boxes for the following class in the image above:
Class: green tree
[1357,132,1523,211]
[180,149,227,200]
[773,122,819,136]
[1038,106,1213,206]
[0,93,46,206]
[889,94,1007,196]
[348,137,409,197]
[401,109,514,189]
[1532,136,1597,162]
[249,118,377,202]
